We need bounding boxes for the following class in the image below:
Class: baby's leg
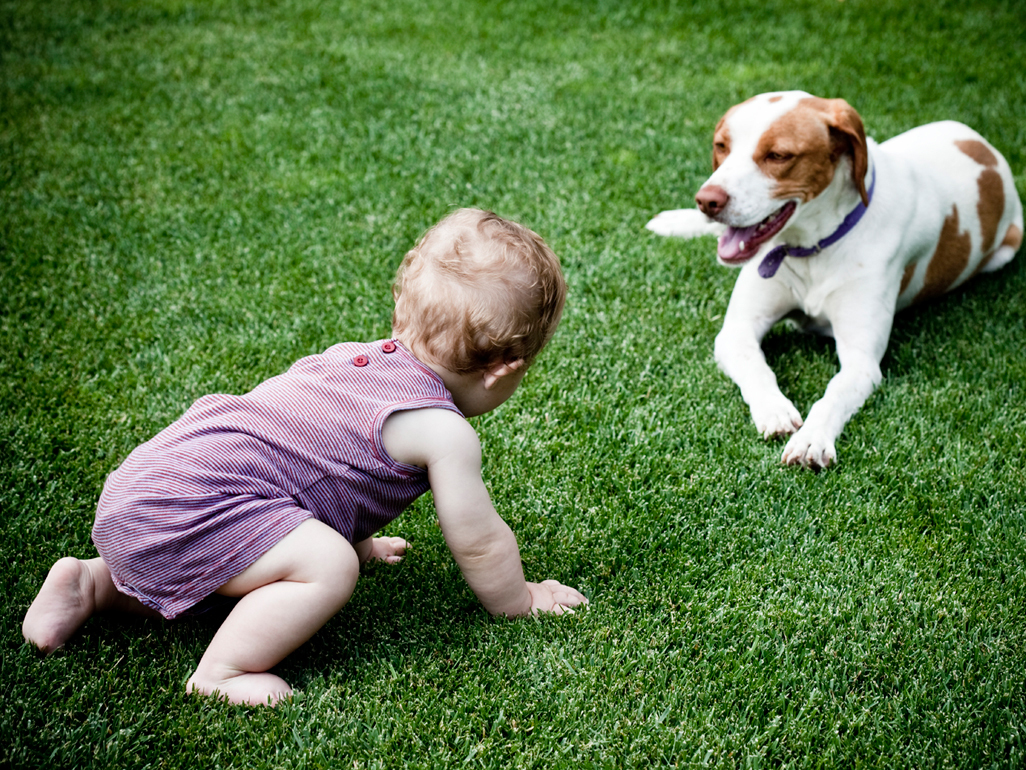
[186,518,359,707]
[22,556,160,654]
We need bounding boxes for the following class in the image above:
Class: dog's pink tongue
[718,225,759,261]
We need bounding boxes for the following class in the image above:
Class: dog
[646,90,1022,469]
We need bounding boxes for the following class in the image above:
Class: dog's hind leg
[979,223,1022,274]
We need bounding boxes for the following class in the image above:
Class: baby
[22,208,587,706]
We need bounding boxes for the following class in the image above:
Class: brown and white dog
[647,90,1022,469]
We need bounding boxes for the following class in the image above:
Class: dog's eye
[714,142,728,153]
[765,151,794,162]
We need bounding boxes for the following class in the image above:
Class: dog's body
[647,91,1022,468]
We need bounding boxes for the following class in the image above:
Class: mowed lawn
[2,0,1025,767]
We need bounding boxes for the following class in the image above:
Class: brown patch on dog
[914,205,971,303]
[712,119,732,171]
[769,95,783,103]
[755,97,867,205]
[955,139,998,168]
[711,96,763,171]
[976,168,1005,254]
[974,223,1026,277]
[755,103,836,202]
[817,98,868,205]
[792,97,868,203]
[954,138,1009,271]
[1002,223,1023,251]
[899,263,916,296]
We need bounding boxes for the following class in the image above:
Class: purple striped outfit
[92,340,461,619]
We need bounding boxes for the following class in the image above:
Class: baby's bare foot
[187,671,293,707]
[22,557,100,654]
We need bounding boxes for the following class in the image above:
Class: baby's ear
[482,359,525,390]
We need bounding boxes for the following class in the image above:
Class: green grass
[3,0,1026,767]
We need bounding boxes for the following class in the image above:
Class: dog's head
[696,91,868,266]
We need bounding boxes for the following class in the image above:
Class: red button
[382,341,397,353]
[353,355,369,367]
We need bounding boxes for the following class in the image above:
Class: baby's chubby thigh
[217,518,360,603]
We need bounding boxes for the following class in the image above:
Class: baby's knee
[300,534,361,608]
[320,539,360,588]
[307,546,359,616]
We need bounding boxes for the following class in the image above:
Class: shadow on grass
[39,546,496,699]
[751,253,1023,403]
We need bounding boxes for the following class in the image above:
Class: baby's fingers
[537,580,589,610]
[382,536,409,554]
[370,536,409,563]
[525,580,589,616]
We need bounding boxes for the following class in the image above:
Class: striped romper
[91,339,462,619]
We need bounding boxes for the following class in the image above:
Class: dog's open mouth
[717,202,797,263]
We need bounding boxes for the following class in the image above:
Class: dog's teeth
[739,240,746,250]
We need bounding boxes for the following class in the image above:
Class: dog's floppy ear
[825,98,868,205]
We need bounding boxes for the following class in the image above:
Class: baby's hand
[366,537,409,564]
[526,580,589,616]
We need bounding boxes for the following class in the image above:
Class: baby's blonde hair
[392,209,566,375]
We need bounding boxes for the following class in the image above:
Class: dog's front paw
[750,397,803,439]
[781,428,836,470]
[645,209,725,239]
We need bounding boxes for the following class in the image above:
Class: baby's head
[392,209,566,375]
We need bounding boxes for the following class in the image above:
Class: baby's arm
[382,408,586,616]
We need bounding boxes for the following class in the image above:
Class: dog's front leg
[781,291,893,469]
[714,273,803,439]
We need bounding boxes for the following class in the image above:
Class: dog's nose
[695,185,729,217]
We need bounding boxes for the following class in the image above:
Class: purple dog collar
[758,171,876,279]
